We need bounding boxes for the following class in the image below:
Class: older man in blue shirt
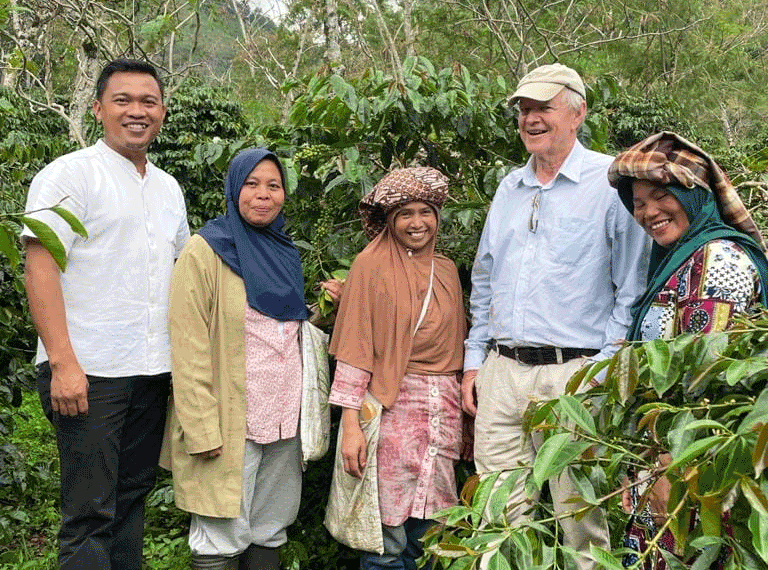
[461,64,649,568]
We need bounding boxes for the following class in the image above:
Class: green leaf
[725,357,768,386]
[557,395,597,437]
[749,510,768,564]
[646,339,674,396]
[0,224,21,270]
[740,390,768,433]
[698,492,723,536]
[485,551,512,570]
[588,545,624,570]
[741,477,768,517]
[753,423,768,478]
[532,434,591,489]
[20,216,67,271]
[470,471,501,527]
[683,419,728,433]
[50,206,87,238]
[487,470,521,523]
[667,435,724,471]
[617,346,639,405]
[668,410,696,459]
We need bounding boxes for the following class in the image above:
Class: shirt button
[431,416,440,427]
[430,387,439,397]
[428,446,437,456]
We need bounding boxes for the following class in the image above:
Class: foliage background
[2,0,768,567]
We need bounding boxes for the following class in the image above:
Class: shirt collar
[95,139,153,176]
[520,139,584,188]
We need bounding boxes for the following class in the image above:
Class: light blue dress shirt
[464,141,651,370]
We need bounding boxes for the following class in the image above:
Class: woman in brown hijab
[328,167,466,569]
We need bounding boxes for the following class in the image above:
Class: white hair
[562,87,585,111]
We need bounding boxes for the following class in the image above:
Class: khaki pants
[474,350,609,569]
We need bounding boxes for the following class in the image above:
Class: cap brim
[510,83,565,103]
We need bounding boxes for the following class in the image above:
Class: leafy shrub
[424,310,768,569]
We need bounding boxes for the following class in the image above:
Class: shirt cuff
[328,361,370,410]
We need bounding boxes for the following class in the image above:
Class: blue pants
[359,518,435,570]
[37,362,171,570]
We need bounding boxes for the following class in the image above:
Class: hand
[621,477,633,513]
[340,408,367,478]
[50,358,89,416]
[320,278,345,308]
[461,369,478,416]
[192,446,223,459]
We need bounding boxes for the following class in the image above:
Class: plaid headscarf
[359,167,450,240]
[607,131,767,252]
[608,132,768,340]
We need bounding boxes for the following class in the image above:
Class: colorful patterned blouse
[639,239,761,341]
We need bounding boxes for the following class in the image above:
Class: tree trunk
[324,0,344,74]
[69,44,100,148]
[401,0,416,58]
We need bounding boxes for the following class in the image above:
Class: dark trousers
[37,362,171,570]
[359,518,435,570]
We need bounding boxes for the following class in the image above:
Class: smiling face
[389,201,438,253]
[92,71,166,167]
[238,159,285,227]
[632,179,690,247]
[517,89,585,164]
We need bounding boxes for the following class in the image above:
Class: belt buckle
[554,347,563,364]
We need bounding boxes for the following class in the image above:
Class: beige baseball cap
[510,63,586,103]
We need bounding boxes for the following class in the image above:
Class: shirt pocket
[550,217,596,265]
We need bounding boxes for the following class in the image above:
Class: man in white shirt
[23,59,190,570]
[461,64,649,567]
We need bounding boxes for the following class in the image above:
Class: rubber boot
[191,553,240,570]
[237,544,280,570]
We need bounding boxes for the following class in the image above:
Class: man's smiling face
[92,71,166,164]
[516,89,584,163]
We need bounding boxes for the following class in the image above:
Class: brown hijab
[329,167,466,408]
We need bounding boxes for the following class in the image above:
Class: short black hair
[95,59,164,101]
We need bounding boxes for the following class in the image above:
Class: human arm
[464,209,496,374]
[340,407,367,478]
[597,199,651,359]
[168,236,224,456]
[24,239,88,416]
[460,369,478,416]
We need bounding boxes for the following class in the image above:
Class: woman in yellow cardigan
[160,148,309,570]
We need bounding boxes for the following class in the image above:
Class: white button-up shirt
[464,141,650,370]
[23,140,190,376]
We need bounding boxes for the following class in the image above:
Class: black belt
[491,341,599,365]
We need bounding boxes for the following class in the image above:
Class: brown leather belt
[492,341,599,365]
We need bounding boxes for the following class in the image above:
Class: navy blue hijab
[198,148,308,321]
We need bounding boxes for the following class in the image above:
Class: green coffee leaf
[20,216,66,271]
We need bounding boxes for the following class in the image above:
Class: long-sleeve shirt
[464,141,650,370]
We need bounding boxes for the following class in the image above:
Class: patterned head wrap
[359,167,450,240]
[607,131,767,252]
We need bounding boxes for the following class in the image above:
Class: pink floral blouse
[329,361,462,526]
[243,304,302,444]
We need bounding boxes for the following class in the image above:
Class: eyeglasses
[529,190,541,233]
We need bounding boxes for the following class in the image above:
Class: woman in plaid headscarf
[608,131,768,342]
[607,132,768,569]
[327,167,466,569]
